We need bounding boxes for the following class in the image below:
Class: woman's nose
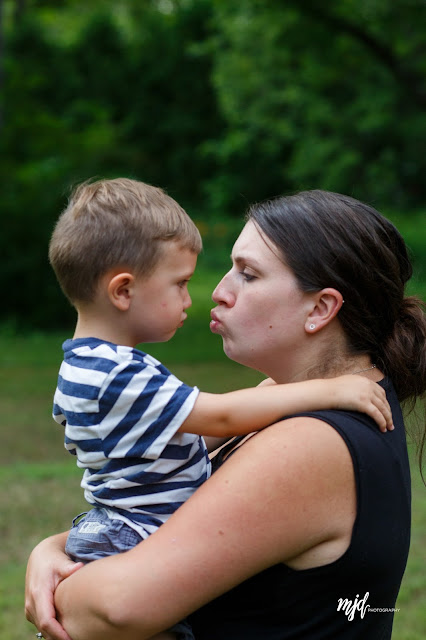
[212,272,235,307]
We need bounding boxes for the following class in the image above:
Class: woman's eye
[241,271,256,282]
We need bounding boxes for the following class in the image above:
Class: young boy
[49,178,390,640]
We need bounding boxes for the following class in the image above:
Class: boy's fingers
[374,407,387,433]
[375,398,393,432]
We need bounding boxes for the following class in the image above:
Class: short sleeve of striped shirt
[53,339,200,463]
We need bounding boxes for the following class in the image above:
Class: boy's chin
[142,330,177,344]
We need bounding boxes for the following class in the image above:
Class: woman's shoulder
[216,377,405,476]
[213,411,357,469]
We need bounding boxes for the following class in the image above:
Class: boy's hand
[332,375,393,432]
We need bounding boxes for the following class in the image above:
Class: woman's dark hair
[248,191,426,471]
[247,190,426,404]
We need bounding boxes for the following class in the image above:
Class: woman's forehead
[232,221,284,267]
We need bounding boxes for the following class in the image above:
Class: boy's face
[130,241,198,344]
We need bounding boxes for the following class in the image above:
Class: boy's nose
[183,290,192,309]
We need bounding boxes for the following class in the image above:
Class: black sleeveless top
[189,378,411,639]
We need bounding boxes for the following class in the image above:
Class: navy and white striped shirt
[53,338,210,538]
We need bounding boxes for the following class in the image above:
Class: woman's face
[211,221,314,379]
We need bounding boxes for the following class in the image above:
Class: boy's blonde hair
[49,178,202,305]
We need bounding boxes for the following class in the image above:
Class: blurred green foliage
[0,0,425,328]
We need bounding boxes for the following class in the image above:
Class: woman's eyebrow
[231,253,262,269]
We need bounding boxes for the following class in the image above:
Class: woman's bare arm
[53,417,356,640]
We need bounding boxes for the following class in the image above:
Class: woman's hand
[331,374,393,432]
[25,532,83,640]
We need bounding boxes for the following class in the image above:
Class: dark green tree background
[0,0,425,328]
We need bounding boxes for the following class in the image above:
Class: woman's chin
[222,342,248,367]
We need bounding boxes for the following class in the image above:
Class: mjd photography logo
[337,592,400,621]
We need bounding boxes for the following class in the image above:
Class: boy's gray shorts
[66,507,195,640]
[66,507,142,562]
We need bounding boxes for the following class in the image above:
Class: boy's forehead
[157,241,198,271]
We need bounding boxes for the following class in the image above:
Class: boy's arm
[203,379,275,451]
[203,378,274,452]
[179,375,393,437]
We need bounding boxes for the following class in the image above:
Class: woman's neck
[266,328,380,384]
[270,357,382,385]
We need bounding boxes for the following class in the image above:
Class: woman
[26,190,426,639]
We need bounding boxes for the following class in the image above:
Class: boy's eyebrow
[179,269,196,279]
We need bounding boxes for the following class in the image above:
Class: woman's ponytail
[377,295,426,405]
[378,295,426,482]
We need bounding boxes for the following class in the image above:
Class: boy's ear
[305,288,344,334]
[107,273,135,311]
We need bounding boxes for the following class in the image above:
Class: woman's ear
[107,273,135,311]
[305,288,344,334]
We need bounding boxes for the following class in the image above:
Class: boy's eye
[178,280,189,288]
